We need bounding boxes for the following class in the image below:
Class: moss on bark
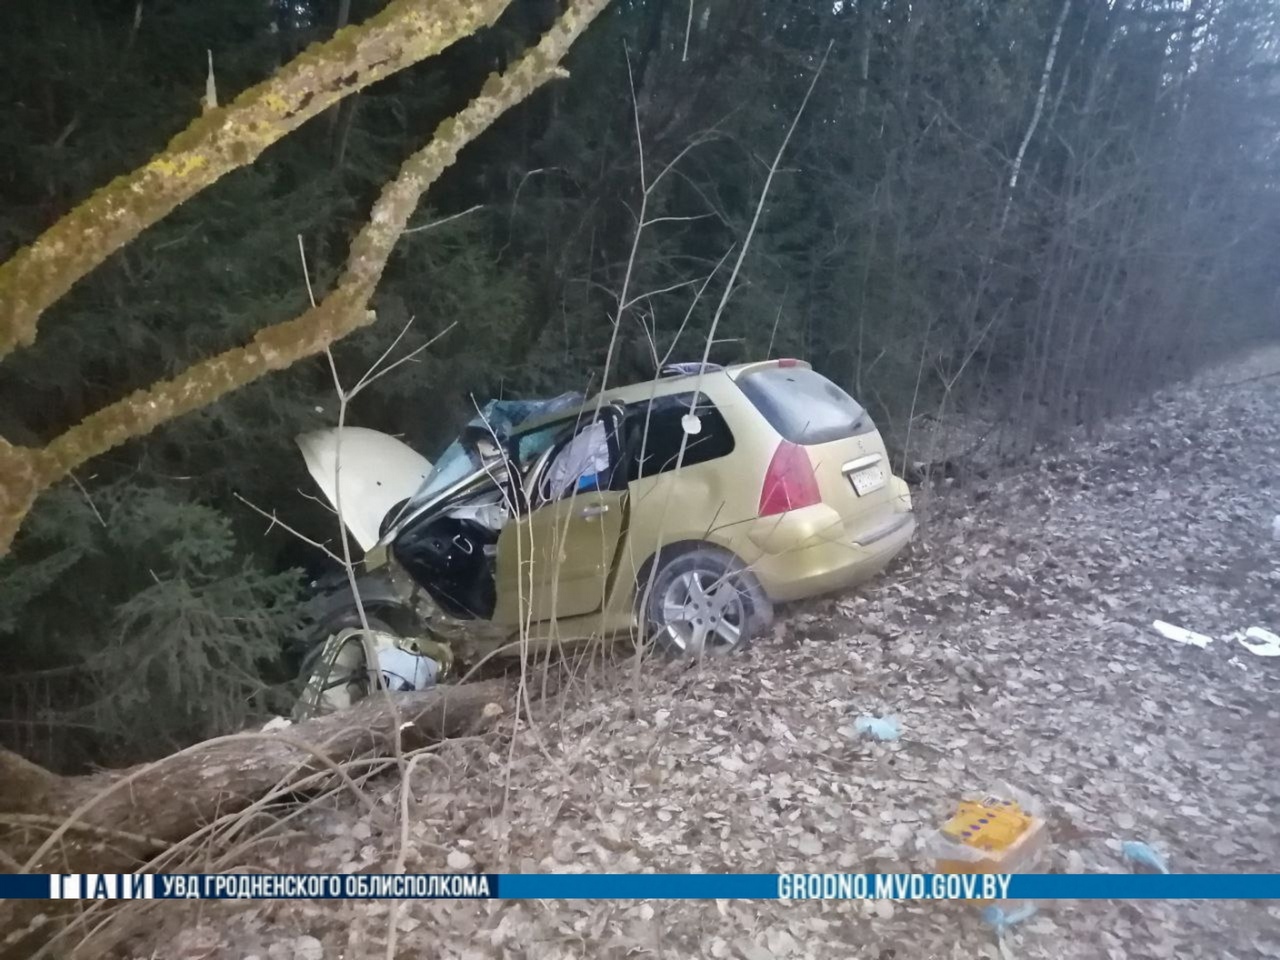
[0,0,613,555]
[0,0,513,361]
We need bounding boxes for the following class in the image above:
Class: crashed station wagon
[293,360,915,714]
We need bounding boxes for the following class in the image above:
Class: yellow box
[934,795,1048,898]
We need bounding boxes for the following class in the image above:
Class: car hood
[298,392,584,552]
[296,427,432,552]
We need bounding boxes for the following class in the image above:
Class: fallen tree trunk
[0,679,509,955]
[1,679,508,867]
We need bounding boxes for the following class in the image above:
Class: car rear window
[737,367,870,445]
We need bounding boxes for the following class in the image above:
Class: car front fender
[303,569,416,632]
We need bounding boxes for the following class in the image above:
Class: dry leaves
[111,350,1280,959]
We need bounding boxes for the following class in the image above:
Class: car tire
[303,599,419,650]
[641,546,773,657]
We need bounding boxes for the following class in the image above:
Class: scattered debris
[982,902,1039,940]
[930,785,1049,877]
[1151,620,1213,648]
[259,716,292,732]
[378,644,442,692]
[1120,840,1170,874]
[852,714,901,741]
[1235,626,1280,658]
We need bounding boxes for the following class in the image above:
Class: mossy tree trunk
[0,0,514,361]
[0,0,612,555]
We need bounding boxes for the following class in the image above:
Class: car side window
[514,420,575,474]
[525,413,625,507]
[623,393,735,483]
[541,420,606,498]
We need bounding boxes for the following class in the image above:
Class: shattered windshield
[404,392,584,512]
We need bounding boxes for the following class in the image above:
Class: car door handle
[577,503,609,519]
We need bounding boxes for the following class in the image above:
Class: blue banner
[3,873,1279,901]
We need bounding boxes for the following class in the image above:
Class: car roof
[514,359,812,435]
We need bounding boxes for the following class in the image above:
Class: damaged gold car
[293,360,915,715]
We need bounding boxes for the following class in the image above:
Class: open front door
[493,411,628,626]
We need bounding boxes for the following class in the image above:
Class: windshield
[402,392,584,513]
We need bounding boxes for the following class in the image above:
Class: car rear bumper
[747,507,916,603]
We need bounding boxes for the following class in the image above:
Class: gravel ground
[112,349,1280,960]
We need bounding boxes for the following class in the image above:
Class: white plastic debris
[378,646,440,691]
[1152,620,1213,648]
[1236,626,1280,658]
[260,715,292,732]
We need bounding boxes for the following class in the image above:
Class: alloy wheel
[658,569,747,655]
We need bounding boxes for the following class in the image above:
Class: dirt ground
[111,348,1280,960]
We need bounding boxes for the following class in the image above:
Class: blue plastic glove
[1121,840,1169,874]
[853,715,901,741]
[982,902,1038,940]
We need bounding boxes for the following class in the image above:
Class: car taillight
[776,358,800,368]
[758,441,821,516]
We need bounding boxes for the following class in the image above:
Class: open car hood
[298,392,585,552]
[296,427,432,552]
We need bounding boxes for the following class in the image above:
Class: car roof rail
[659,361,723,378]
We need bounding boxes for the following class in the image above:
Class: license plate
[849,464,886,496]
